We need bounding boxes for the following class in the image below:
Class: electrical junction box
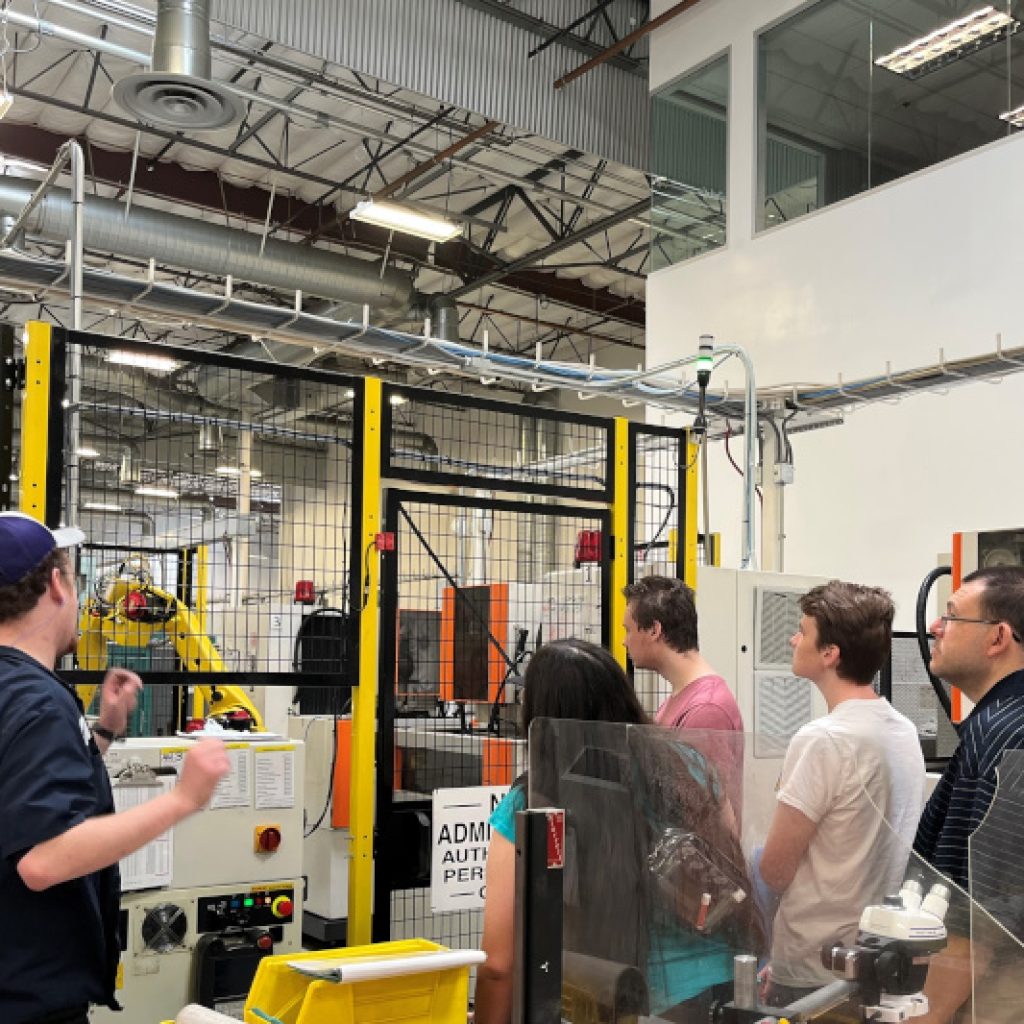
[102,737,305,890]
[772,463,795,485]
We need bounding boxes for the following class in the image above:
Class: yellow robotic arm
[77,577,264,730]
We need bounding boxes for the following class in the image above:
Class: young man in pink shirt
[622,575,743,732]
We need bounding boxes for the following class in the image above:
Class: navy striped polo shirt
[913,669,1024,890]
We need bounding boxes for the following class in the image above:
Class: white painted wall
[647,0,1024,627]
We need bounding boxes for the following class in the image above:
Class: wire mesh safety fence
[376,491,610,964]
[48,330,359,736]
[382,385,613,501]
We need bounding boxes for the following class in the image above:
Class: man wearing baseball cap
[0,512,231,1024]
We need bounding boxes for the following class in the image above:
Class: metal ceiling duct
[112,0,242,131]
[0,177,418,312]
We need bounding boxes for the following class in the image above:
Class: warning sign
[431,785,509,912]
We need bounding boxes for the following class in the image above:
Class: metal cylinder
[198,423,223,453]
[152,0,212,79]
[732,954,757,1009]
[119,447,141,485]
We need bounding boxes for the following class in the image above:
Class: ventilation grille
[889,633,958,760]
[140,903,187,952]
[755,588,803,670]
[753,671,814,758]
[113,72,241,131]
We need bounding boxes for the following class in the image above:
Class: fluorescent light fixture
[215,466,262,479]
[0,89,13,120]
[389,393,408,406]
[84,502,123,512]
[350,199,463,242]
[107,350,180,373]
[75,446,100,458]
[876,7,1019,79]
[1000,103,1024,128]
[135,485,179,498]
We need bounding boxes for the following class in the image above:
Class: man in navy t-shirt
[0,512,230,1024]
[913,566,1024,1024]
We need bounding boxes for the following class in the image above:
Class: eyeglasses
[940,614,1023,644]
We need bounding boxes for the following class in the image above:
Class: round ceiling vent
[112,72,242,131]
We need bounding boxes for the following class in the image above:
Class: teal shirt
[487,777,733,1012]
[489,784,523,844]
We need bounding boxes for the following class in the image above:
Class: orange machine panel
[950,532,964,723]
[331,719,402,828]
[439,583,509,704]
[482,737,516,787]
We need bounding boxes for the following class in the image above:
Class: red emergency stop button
[271,895,293,919]
[256,933,273,950]
[254,825,282,853]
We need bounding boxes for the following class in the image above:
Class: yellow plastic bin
[244,939,472,1024]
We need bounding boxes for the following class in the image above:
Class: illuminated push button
[254,825,282,853]
[271,896,293,919]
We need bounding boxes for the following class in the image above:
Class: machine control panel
[197,887,295,932]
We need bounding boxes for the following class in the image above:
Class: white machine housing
[696,566,830,756]
[102,737,305,888]
[91,737,305,1023]
[288,715,350,933]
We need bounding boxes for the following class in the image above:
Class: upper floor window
[758,1,1024,231]
[650,52,729,268]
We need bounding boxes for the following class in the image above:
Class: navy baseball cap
[0,512,85,586]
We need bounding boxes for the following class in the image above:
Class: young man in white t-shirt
[758,581,926,1007]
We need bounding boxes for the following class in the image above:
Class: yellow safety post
[683,429,700,588]
[19,321,52,523]
[609,417,630,669]
[348,376,383,945]
[195,544,209,634]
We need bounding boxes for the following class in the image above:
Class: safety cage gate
[373,384,696,965]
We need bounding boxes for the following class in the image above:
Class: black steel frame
[381,381,615,502]
[0,324,15,512]
[372,487,612,941]
[626,422,689,583]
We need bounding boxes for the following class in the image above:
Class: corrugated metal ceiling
[0,0,655,367]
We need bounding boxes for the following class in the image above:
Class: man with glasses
[913,565,1024,1024]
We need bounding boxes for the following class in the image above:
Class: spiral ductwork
[0,176,418,312]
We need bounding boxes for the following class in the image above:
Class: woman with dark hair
[474,639,646,1024]
[474,638,762,1024]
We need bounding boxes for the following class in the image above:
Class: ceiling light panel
[108,350,180,373]
[134,485,179,498]
[350,199,463,242]
[875,7,1020,80]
